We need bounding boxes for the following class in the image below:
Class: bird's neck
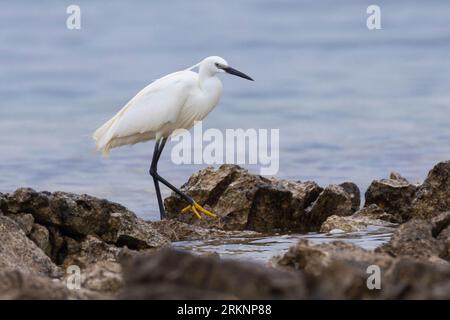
[198,66,216,88]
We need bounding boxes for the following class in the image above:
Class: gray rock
[378,219,447,262]
[0,269,98,300]
[320,204,398,233]
[119,248,306,299]
[165,165,325,232]
[364,173,418,222]
[339,182,361,212]
[29,223,51,256]
[0,216,59,277]
[3,188,169,250]
[305,184,354,230]
[411,161,450,219]
[150,219,259,241]
[273,239,450,299]
[101,211,169,249]
[7,213,34,235]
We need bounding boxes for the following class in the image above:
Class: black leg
[150,139,165,219]
[149,137,193,220]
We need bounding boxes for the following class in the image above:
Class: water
[1,1,449,232]
[173,226,395,263]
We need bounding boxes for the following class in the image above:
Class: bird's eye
[215,63,220,67]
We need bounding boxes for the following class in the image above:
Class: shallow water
[0,0,449,259]
[173,226,395,263]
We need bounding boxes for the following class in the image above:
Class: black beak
[223,66,254,81]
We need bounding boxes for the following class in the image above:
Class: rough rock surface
[119,248,307,299]
[0,269,98,300]
[0,215,59,277]
[410,161,450,219]
[3,188,169,250]
[364,172,418,222]
[149,219,259,242]
[320,204,398,233]
[273,239,450,299]
[0,188,172,298]
[378,217,449,262]
[305,184,355,230]
[274,240,394,276]
[339,182,361,212]
[165,165,357,232]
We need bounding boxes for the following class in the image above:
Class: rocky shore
[1,161,449,299]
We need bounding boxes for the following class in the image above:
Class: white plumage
[93,56,230,156]
[92,56,253,220]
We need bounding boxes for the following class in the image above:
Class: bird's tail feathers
[93,117,117,157]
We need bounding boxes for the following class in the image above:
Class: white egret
[93,56,253,220]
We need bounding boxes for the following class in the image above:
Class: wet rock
[305,184,355,230]
[339,182,361,212]
[29,223,51,256]
[411,161,450,219]
[7,213,34,235]
[0,269,98,300]
[320,205,398,233]
[364,172,418,222]
[150,219,259,242]
[378,219,447,262]
[119,248,306,299]
[0,216,59,277]
[164,164,359,233]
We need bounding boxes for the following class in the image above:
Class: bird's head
[200,56,254,81]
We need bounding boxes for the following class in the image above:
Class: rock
[273,239,450,299]
[364,172,418,222]
[0,269,98,300]
[378,219,447,262]
[29,223,51,256]
[0,192,6,215]
[7,213,34,235]
[149,219,259,242]
[430,211,450,237]
[305,184,355,230]
[63,235,122,268]
[274,240,393,276]
[0,216,59,277]
[119,248,306,299]
[411,161,450,219]
[2,188,169,250]
[382,258,450,299]
[339,182,361,212]
[60,235,125,293]
[320,205,398,233]
[164,164,359,233]
[78,261,123,294]
[100,211,169,249]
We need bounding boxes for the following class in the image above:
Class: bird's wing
[93,70,196,152]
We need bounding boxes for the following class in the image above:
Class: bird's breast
[185,78,222,121]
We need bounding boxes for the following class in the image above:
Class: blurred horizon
[1,0,450,219]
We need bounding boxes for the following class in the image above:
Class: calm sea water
[1,1,450,223]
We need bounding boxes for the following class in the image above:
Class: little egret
[93,56,253,220]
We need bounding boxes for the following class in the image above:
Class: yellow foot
[181,201,218,220]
